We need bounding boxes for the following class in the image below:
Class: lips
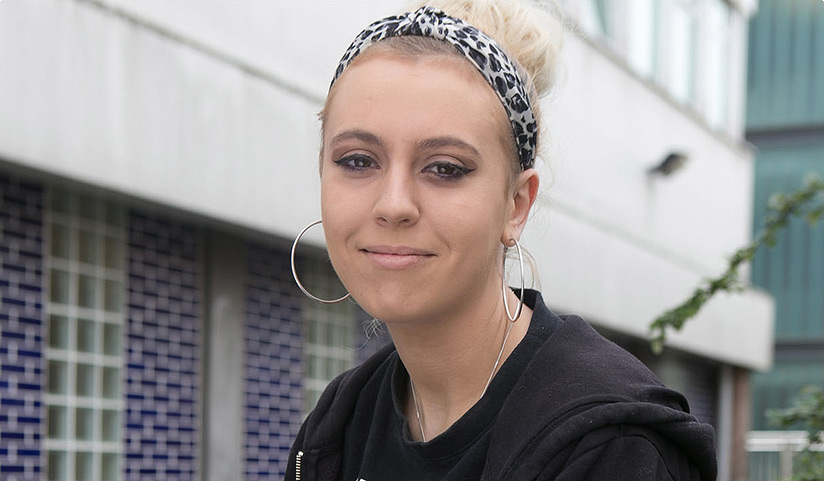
[361,245,434,269]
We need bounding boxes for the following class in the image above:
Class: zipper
[295,450,303,481]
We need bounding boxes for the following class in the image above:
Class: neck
[386,285,532,441]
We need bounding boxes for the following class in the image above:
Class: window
[700,0,734,130]
[625,0,656,79]
[656,0,698,105]
[45,188,125,481]
[300,256,356,415]
[567,0,742,133]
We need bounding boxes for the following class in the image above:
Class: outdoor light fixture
[647,151,689,177]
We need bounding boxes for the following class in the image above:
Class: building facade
[745,0,824,478]
[0,1,771,480]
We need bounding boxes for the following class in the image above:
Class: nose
[372,166,420,226]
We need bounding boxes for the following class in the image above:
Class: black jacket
[285,291,717,481]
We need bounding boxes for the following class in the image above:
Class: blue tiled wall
[0,174,44,481]
[125,212,201,480]
[244,244,303,480]
[1,174,332,479]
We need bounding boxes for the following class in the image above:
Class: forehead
[323,52,510,150]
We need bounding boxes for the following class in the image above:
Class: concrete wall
[0,0,402,244]
[0,0,772,369]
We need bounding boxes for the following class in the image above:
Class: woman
[286,1,717,480]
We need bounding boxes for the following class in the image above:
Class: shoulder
[521,291,673,401]
[486,301,716,480]
[523,297,680,410]
[299,342,397,450]
[543,314,679,406]
[550,423,707,480]
[286,343,397,481]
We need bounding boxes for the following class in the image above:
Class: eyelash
[423,161,474,181]
[333,154,375,172]
[332,155,475,181]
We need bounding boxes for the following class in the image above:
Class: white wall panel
[526,205,773,370]
[0,0,345,241]
[541,33,755,272]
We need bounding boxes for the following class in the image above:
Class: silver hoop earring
[501,238,525,322]
[290,220,351,304]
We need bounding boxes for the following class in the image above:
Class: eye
[334,154,377,172]
[423,161,474,180]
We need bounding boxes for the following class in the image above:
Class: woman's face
[321,53,533,324]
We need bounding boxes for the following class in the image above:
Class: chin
[353,283,434,324]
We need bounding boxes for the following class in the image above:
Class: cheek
[320,176,367,269]
[320,178,349,242]
[433,186,508,253]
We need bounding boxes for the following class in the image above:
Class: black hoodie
[285,290,717,481]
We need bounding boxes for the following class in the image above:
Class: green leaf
[805,205,824,225]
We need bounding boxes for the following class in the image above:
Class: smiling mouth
[360,247,434,269]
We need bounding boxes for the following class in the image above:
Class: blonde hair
[406,0,563,99]
[319,0,564,175]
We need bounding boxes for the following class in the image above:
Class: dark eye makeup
[333,154,376,171]
[332,155,475,182]
[423,161,475,181]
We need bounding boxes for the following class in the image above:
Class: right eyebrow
[329,129,384,148]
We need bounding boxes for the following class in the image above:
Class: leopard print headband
[330,6,537,170]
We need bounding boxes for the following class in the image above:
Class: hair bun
[405,0,564,99]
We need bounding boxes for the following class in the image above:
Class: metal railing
[746,431,824,481]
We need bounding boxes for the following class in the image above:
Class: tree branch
[649,174,824,354]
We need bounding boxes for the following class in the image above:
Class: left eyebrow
[416,136,481,157]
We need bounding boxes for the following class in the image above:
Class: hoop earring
[290,220,351,304]
[501,238,525,322]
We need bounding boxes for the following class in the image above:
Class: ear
[501,168,539,246]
